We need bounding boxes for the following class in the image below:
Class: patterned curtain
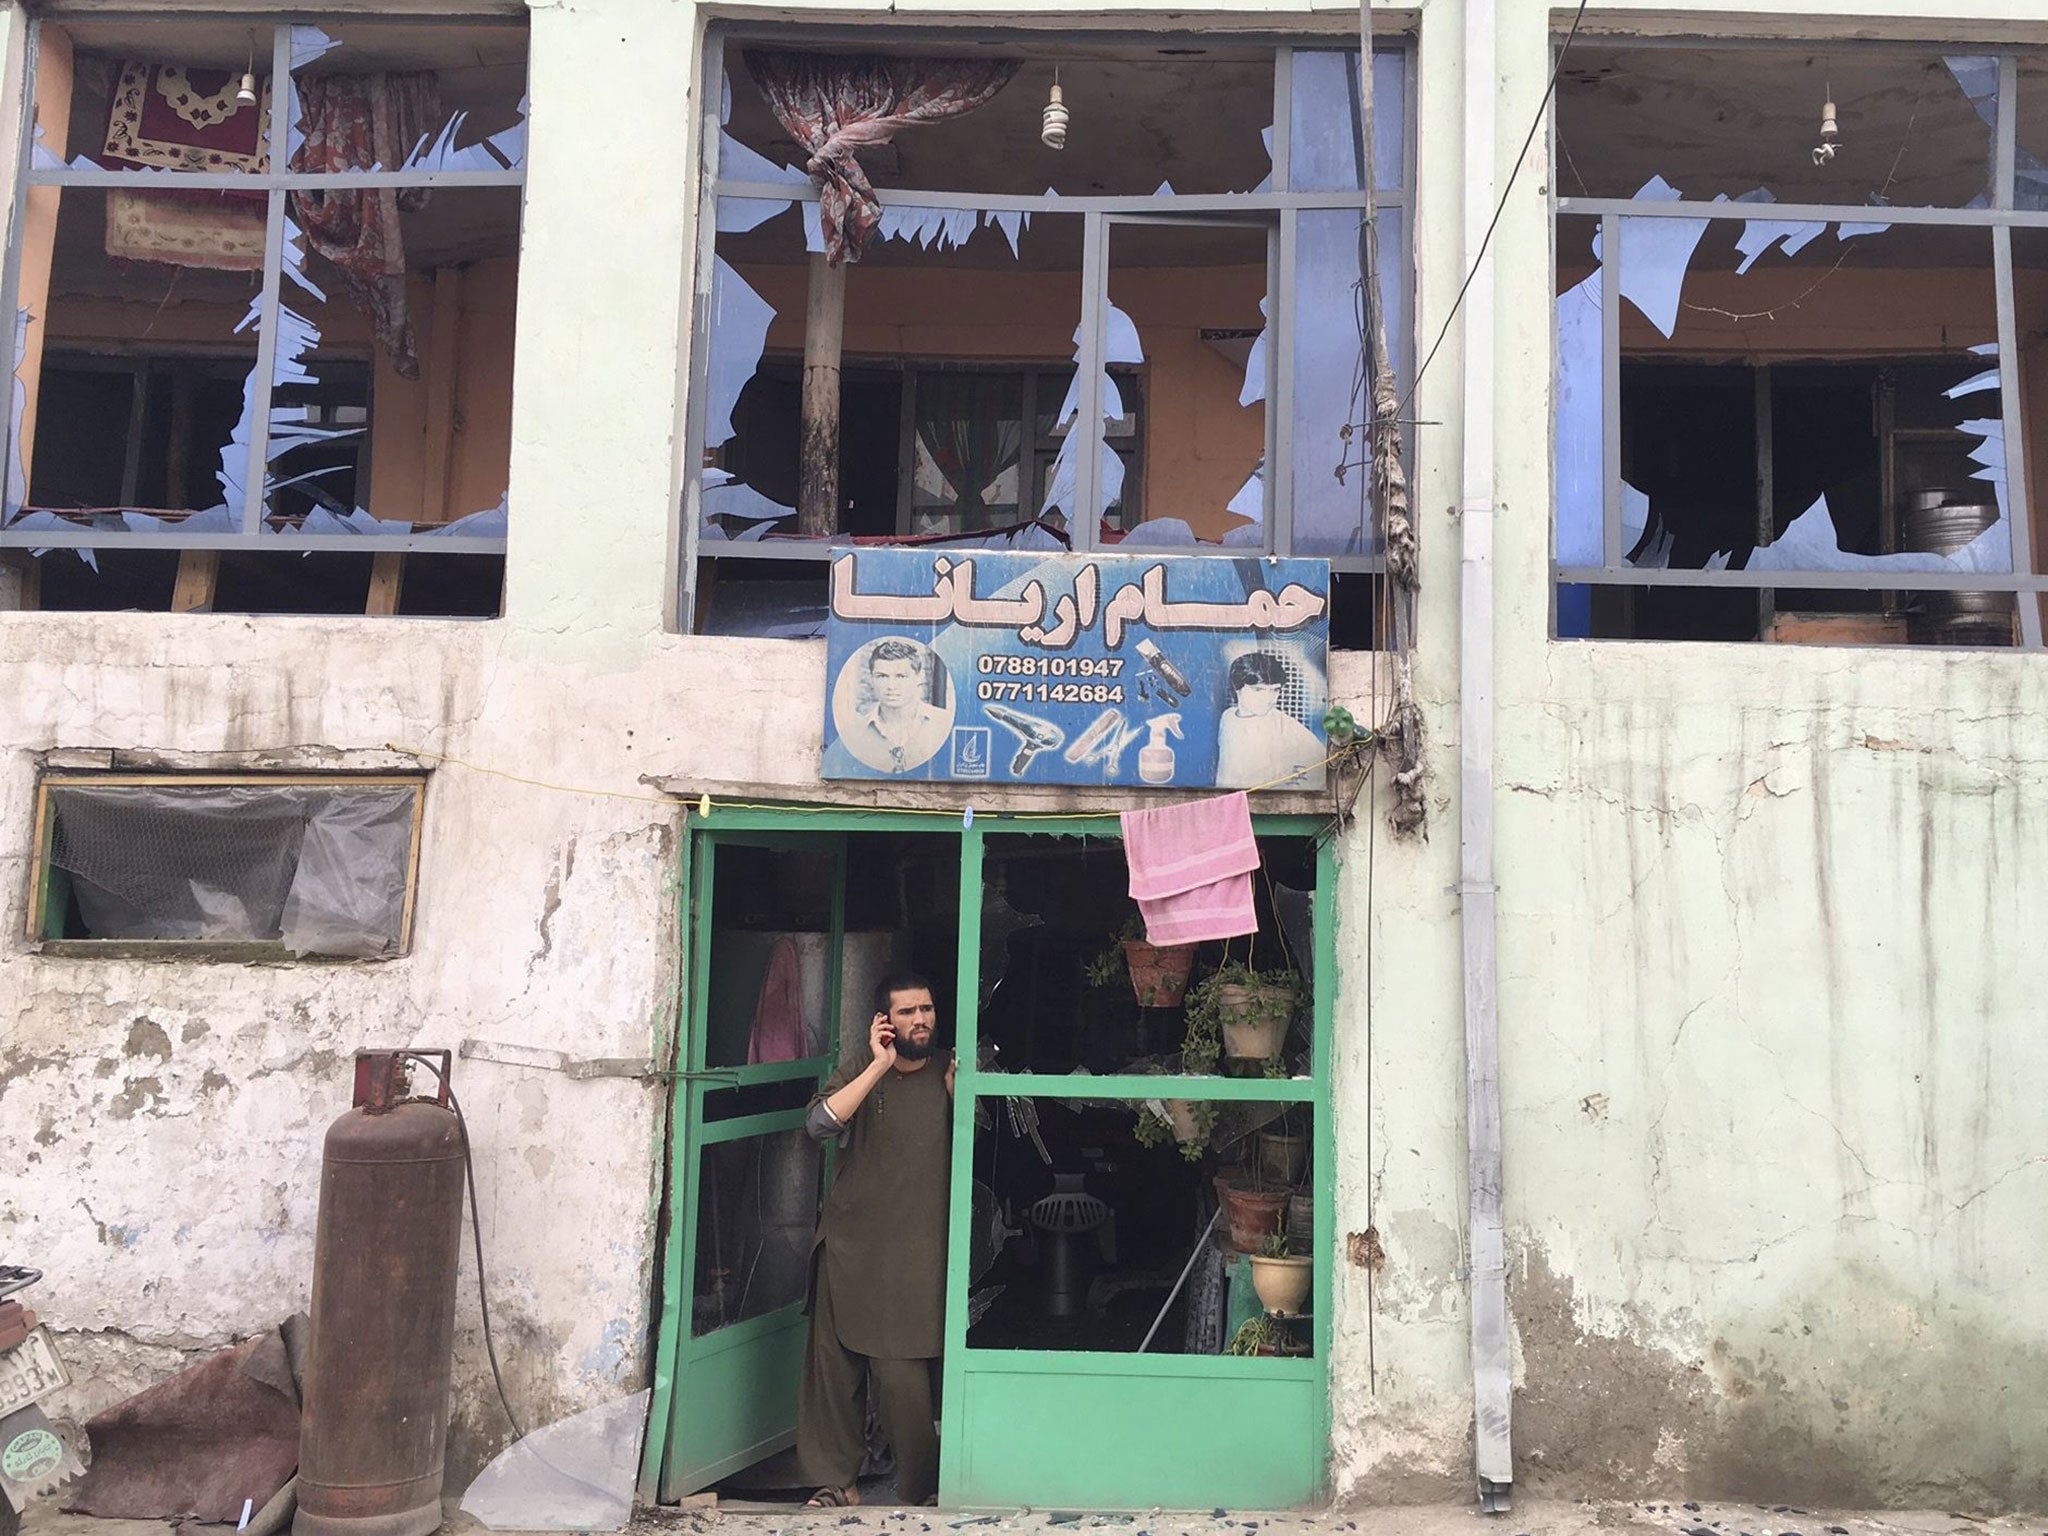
[288,73,440,378]
[743,51,1018,265]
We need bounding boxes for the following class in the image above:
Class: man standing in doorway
[799,972,955,1507]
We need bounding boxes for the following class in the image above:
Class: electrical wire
[400,1052,526,1441]
[1393,0,1591,425]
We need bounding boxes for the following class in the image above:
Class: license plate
[0,1329,68,1414]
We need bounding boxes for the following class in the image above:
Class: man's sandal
[806,1487,859,1508]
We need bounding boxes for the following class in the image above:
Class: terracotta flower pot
[1255,1131,1309,1186]
[1215,981,1298,1060]
[1249,1253,1313,1315]
[1123,940,1196,1007]
[1222,1186,1288,1252]
[1164,1099,1202,1145]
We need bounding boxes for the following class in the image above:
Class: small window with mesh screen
[28,776,426,958]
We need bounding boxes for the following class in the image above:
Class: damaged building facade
[2,0,2046,1516]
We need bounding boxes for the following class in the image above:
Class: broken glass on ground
[460,1389,650,1532]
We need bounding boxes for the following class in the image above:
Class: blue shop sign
[821,548,1331,790]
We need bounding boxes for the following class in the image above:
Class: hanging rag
[747,934,808,1064]
[1120,791,1260,947]
[288,71,441,377]
[742,50,1018,265]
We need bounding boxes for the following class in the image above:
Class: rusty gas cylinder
[295,1051,467,1536]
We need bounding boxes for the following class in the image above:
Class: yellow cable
[390,732,1374,820]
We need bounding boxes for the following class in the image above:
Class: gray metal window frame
[677,27,1416,630]
[1551,41,2048,648]
[0,13,525,559]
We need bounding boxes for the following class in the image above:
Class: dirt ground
[20,1497,2048,1536]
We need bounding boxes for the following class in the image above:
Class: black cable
[1393,0,1591,423]
[402,1053,526,1441]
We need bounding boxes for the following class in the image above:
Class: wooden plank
[366,551,407,615]
[170,549,220,613]
[1766,611,1911,646]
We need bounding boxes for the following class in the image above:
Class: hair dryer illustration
[985,704,1066,775]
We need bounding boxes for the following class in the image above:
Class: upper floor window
[1,18,527,616]
[1554,43,2048,648]
[683,32,1412,639]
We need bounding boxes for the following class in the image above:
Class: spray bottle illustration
[1138,713,1183,784]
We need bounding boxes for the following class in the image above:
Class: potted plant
[1220,1177,1289,1252]
[1086,912,1197,1008]
[1134,1095,1212,1160]
[1254,1109,1309,1187]
[1220,1310,1286,1359]
[1248,1228,1312,1316]
[1226,1314,1306,1357]
[1184,959,1300,1068]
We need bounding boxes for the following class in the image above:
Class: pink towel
[747,935,807,1064]
[1121,792,1260,946]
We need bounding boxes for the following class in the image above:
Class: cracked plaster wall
[1476,0,2048,1509]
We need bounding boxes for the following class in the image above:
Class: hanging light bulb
[1041,69,1068,151]
[236,37,257,108]
[1812,81,1839,166]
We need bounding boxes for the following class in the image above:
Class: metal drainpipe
[1457,0,1512,1511]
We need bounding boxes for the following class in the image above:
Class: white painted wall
[3,0,2047,1512]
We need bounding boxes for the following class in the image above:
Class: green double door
[646,814,1335,1511]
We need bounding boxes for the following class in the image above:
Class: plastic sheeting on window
[45,784,418,956]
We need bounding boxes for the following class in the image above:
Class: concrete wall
[2,0,2047,1514]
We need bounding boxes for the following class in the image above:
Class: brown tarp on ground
[63,1313,307,1523]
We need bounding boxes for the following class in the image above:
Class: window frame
[26,771,428,958]
[677,27,1416,630]
[1551,40,2048,648]
[0,15,526,561]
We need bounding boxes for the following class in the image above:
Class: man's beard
[893,1030,936,1061]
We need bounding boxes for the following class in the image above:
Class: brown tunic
[809,1051,952,1360]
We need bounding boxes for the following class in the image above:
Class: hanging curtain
[914,392,1023,531]
[288,72,440,378]
[743,50,1018,265]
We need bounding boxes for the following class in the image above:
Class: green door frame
[645,826,848,1500]
[641,806,1339,1510]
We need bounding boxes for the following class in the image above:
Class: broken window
[1554,45,2048,645]
[2,19,525,616]
[29,775,426,957]
[686,33,1411,638]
